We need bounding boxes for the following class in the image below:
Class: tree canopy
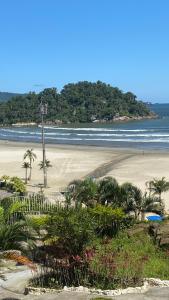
[0,81,152,125]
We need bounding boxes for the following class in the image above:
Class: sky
[1,0,169,102]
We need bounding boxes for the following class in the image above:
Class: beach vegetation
[39,159,52,187]
[1,175,169,290]
[0,175,26,195]
[0,198,35,253]
[23,148,37,181]
[146,177,169,210]
[22,161,30,184]
[67,177,162,219]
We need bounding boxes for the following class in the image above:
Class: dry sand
[0,140,169,212]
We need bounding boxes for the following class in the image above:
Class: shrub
[44,207,96,255]
[89,205,133,237]
[8,177,26,194]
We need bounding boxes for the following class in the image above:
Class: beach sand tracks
[86,154,134,179]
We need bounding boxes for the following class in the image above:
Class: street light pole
[40,100,48,188]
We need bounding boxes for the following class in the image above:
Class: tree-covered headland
[0,81,154,125]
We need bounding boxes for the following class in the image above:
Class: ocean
[0,104,169,150]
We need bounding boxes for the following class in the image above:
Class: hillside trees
[0,81,152,125]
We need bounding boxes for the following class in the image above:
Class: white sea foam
[77,133,169,137]
[1,129,71,136]
[40,126,153,132]
[1,133,169,143]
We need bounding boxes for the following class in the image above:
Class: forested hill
[0,81,153,125]
[0,92,21,102]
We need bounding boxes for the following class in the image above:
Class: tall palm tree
[23,149,37,181]
[39,159,52,187]
[98,177,120,206]
[147,177,169,208]
[22,162,30,184]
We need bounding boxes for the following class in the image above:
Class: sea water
[1,117,169,150]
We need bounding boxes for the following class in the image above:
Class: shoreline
[0,138,169,154]
[0,113,158,128]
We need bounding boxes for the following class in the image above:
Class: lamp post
[40,99,48,188]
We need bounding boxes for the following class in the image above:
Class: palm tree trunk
[158,192,165,214]
[29,159,32,181]
[25,168,28,184]
[45,170,48,187]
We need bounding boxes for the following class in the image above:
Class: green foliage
[27,215,50,233]
[0,199,35,253]
[67,177,161,219]
[8,177,26,194]
[89,205,125,236]
[39,159,52,170]
[98,177,120,205]
[23,148,37,181]
[68,177,98,207]
[147,177,169,200]
[0,175,26,195]
[0,82,152,124]
[45,207,96,255]
[0,222,33,252]
[88,232,169,288]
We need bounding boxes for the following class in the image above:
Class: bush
[8,177,26,194]
[44,207,96,255]
[89,205,126,237]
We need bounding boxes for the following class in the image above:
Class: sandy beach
[0,140,169,212]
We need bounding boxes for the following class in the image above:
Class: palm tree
[23,149,37,181]
[67,177,98,207]
[140,193,161,220]
[22,162,30,184]
[98,177,120,206]
[0,199,35,253]
[39,159,52,187]
[0,200,36,272]
[147,177,169,209]
[120,182,143,218]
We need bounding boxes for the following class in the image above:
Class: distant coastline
[9,113,157,127]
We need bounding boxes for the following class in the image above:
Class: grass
[88,231,169,284]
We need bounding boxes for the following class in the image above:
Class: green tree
[89,205,125,237]
[0,200,34,253]
[98,177,120,206]
[9,177,26,195]
[67,177,98,207]
[45,207,95,255]
[22,162,30,184]
[23,149,37,181]
[39,159,52,187]
[147,177,169,209]
[0,81,152,125]
[120,182,142,218]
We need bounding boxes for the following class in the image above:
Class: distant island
[0,81,156,125]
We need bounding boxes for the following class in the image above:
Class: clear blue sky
[1,0,169,102]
